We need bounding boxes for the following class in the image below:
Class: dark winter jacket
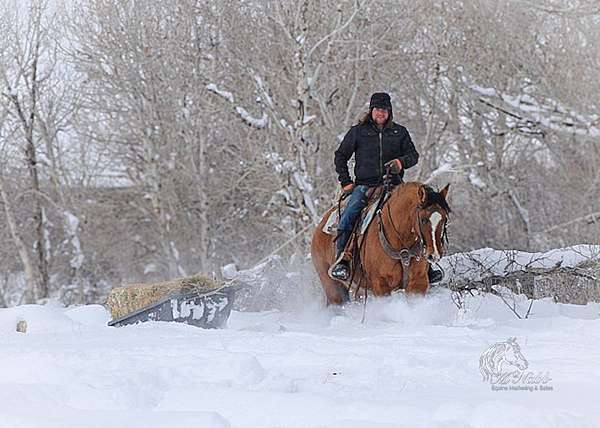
[334,118,419,187]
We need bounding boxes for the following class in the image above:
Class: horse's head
[503,337,529,370]
[480,337,528,381]
[416,184,451,263]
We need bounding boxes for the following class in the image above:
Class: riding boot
[428,264,443,284]
[330,230,352,280]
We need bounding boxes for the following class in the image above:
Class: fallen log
[445,260,600,305]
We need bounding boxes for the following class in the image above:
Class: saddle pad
[359,201,380,235]
[322,193,388,236]
[323,209,339,235]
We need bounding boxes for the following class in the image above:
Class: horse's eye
[421,218,429,224]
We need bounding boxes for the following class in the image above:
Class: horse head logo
[479,337,529,382]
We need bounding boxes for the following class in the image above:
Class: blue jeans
[336,185,370,254]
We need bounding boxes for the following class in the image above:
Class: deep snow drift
[2,284,600,428]
[2,245,600,427]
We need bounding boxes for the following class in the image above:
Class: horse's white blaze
[430,211,443,261]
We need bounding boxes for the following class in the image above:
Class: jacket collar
[368,118,394,132]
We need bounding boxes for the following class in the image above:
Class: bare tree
[0,0,598,305]
[0,1,52,301]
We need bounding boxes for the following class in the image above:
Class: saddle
[324,185,390,281]
[322,186,387,236]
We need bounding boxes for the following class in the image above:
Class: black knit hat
[369,92,392,110]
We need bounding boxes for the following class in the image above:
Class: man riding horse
[330,92,443,283]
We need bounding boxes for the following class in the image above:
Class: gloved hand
[384,159,403,174]
[341,183,354,196]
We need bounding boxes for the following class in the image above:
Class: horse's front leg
[404,261,429,295]
[367,271,397,296]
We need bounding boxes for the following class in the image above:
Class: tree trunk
[9,31,50,300]
[0,180,37,303]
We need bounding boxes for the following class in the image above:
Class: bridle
[376,187,449,289]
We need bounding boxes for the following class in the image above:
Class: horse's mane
[421,185,451,214]
[480,343,505,380]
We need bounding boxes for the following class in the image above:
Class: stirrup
[330,263,349,280]
[328,253,350,281]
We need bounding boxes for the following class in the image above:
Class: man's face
[371,107,389,125]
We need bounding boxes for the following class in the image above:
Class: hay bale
[106,274,219,320]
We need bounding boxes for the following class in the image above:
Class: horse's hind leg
[318,272,349,305]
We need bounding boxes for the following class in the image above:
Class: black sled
[108,285,235,329]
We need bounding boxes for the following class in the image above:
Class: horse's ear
[418,186,427,205]
[439,183,450,200]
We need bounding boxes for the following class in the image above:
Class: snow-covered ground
[2,285,600,428]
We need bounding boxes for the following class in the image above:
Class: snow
[303,114,317,125]
[42,208,52,261]
[1,246,599,427]
[254,74,274,108]
[470,84,497,97]
[439,244,600,282]
[468,171,486,189]
[221,263,238,280]
[234,106,269,128]
[169,241,187,276]
[144,263,158,274]
[470,84,600,138]
[64,211,84,270]
[206,84,268,129]
[2,278,600,427]
[206,84,234,103]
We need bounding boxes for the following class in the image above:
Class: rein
[357,171,450,294]
[377,200,424,290]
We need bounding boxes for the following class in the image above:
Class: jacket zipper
[378,131,383,183]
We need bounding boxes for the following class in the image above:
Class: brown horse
[311,182,451,305]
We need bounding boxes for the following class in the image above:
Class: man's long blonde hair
[357,109,393,125]
[357,111,370,125]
